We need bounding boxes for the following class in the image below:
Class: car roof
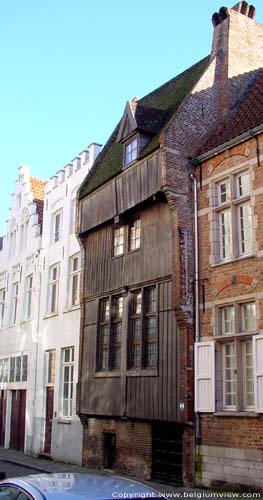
[3,472,161,500]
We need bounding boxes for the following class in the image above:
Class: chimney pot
[248,5,256,19]
[212,12,221,27]
[240,1,249,15]
[219,7,228,20]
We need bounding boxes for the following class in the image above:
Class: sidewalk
[0,447,187,494]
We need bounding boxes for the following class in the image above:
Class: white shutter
[253,335,263,412]
[195,341,215,412]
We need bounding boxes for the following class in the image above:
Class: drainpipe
[190,173,201,441]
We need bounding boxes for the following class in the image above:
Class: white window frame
[129,218,141,251]
[46,350,56,386]
[61,347,74,418]
[214,170,253,263]
[69,253,81,307]
[113,226,124,257]
[11,282,19,325]
[217,300,257,412]
[0,288,5,328]
[125,137,138,165]
[48,263,60,314]
[24,274,33,321]
[53,210,62,243]
[253,335,263,412]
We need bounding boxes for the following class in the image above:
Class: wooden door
[0,390,6,447]
[10,390,26,451]
[152,423,183,485]
[44,387,54,454]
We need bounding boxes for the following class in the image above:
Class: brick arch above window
[214,274,258,296]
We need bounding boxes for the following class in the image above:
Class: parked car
[0,472,162,499]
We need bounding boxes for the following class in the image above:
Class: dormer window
[125,137,138,165]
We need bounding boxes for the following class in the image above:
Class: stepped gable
[30,176,46,230]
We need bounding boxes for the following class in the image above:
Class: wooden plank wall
[84,201,172,297]
[80,201,179,421]
[80,152,161,233]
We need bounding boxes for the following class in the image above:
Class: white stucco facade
[0,143,101,464]
[0,165,43,454]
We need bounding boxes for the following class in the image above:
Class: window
[130,291,142,368]
[113,226,124,257]
[49,264,59,314]
[47,350,55,384]
[62,347,74,417]
[129,219,141,251]
[53,210,62,243]
[98,296,124,371]
[0,359,8,382]
[129,286,158,369]
[112,296,123,369]
[11,282,19,324]
[70,199,76,234]
[99,298,110,370]
[9,229,17,258]
[218,301,256,411]
[0,289,5,328]
[24,275,33,320]
[69,254,81,307]
[215,171,252,262]
[145,287,157,367]
[9,355,28,382]
[125,137,138,165]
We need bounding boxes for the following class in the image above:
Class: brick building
[77,1,263,487]
[194,68,263,490]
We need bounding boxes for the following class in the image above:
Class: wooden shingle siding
[81,280,178,421]
[83,202,173,297]
[80,153,161,234]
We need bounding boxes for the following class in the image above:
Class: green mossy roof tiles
[78,55,210,200]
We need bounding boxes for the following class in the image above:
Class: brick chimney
[210,2,263,119]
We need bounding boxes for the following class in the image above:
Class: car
[0,472,163,500]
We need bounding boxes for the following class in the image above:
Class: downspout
[190,173,201,441]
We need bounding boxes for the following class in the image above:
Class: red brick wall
[83,418,152,479]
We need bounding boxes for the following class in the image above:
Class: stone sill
[211,253,256,268]
[214,411,260,417]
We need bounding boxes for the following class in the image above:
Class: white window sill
[214,411,259,417]
[212,253,256,268]
[43,312,59,320]
[57,418,72,425]
[63,305,80,314]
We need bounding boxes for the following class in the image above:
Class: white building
[0,166,45,453]
[0,143,101,465]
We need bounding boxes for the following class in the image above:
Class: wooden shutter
[195,341,215,412]
[253,335,263,413]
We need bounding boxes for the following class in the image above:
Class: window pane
[130,219,141,251]
[22,355,28,382]
[146,343,157,367]
[241,303,256,331]
[133,291,142,315]
[145,287,156,313]
[237,172,250,197]
[239,203,252,254]
[244,341,254,408]
[113,227,124,256]
[221,306,234,335]
[224,343,237,407]
[218,180,230,204]
[220,209,232,260]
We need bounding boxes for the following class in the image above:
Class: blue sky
[1,1,263,235]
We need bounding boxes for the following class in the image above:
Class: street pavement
[0,448,262,500]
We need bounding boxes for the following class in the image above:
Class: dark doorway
[10,390,26,451]
[104,432,116,469]
[44,387,54,454]
[0,390,6,447]
[152,423,183,485]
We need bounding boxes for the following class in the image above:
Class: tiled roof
[78,56,210,199]
[30,176,46,230]
[195,69,263,157]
